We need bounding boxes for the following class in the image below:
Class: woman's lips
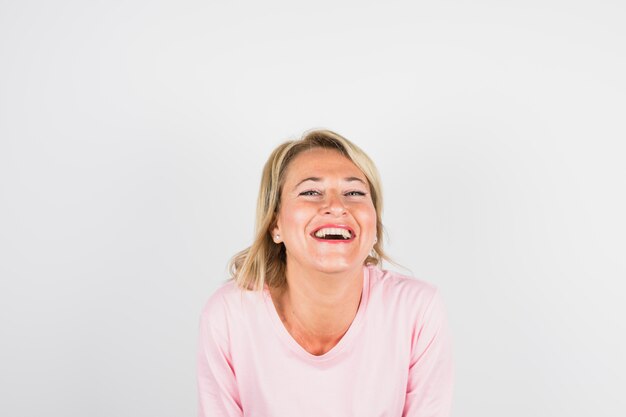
[309,224,356,243]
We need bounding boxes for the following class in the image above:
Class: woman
[197,130,454,416]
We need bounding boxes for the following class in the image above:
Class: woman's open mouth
[310,226,356,243]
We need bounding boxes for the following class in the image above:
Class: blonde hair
[228,129,392,291]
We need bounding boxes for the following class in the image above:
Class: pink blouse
[197,265,454,416]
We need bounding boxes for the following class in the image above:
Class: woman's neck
[270,265,364,352]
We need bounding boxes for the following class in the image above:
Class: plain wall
[1,1,624,416]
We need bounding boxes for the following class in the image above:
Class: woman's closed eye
[298,190,367,197]
[345,191,367,197]
[299,190,321,196]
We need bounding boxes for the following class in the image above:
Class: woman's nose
[321,191,347,216]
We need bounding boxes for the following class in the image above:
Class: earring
[373,236,378,244]
[274,234,281,243]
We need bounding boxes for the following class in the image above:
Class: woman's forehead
[285,148,365,180]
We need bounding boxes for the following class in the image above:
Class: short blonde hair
[229,129,391,291]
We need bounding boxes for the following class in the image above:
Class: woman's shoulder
[366,264,441,310]
[368,264,438,292]
[199,279,266,323]
[365,265,450,336]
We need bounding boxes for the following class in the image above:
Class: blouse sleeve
[403,288,455,417]
[197,293,243,417]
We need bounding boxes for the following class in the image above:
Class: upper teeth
[314,228,352,239]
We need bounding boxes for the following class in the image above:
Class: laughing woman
[197,130,454,417]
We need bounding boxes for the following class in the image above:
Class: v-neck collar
[263,266,371,363]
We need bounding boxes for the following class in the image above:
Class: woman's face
[272,148,377,276]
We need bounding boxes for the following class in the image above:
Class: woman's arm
[403,288,455,417]
[197,294,243,417]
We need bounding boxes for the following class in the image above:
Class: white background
[1,1,625,416]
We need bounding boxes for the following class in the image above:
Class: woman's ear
[271,224,281,243]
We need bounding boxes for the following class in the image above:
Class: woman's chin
[308,259,363,276]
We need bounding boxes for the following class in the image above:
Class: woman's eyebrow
[344,176,367,185]
[292,176,366,190]
[295,177,322,188]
